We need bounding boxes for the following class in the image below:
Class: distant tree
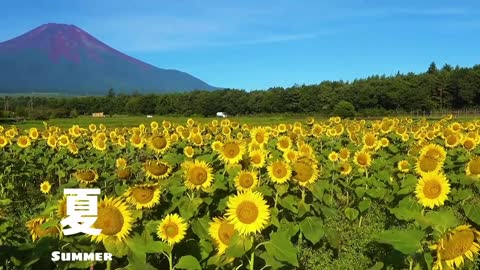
[427,62,438,74]
[333,101,356,118]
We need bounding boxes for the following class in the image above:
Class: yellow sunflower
[339,148,350,161]
[56,197,67,219]
[339,161,352,176]
[148,134,171,154]
[117,167,132,180]
[276,136,292,152]
[26,217,60,242]
[444,134,461,148]
[415,155,442,175]
[116,158,127,169]
[250,127,269,145]
[328,151,339,162]
[363,132,378,150]
[415,171,450,209]
[292,160,319,186]
[183,160,214,190]
[130,134,144,148]
[184,146,195,158]
[249,150,266,168]
[432,225,480,270]
[58,135,70,147]
[462,137,477,151]
[17,135,31,148]
[267,160,292,184]
[67,143,79,154]
[157,213,188,246]
[209,217,236,255]
[40,181,51,194]
[124,184,161,209]
[354,150,372,169]
[0,135,9,148]
[419,144,447,163]
[144,160,172,180]
[218,140,246,165]
[73,169,99,184]
[466,157,480,177]
[225,191,270,235]
[397,160,410,173]
[234,170,258,191]
[29,127,39,140]
[90,197,133,243]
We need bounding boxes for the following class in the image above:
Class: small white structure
[216,112,228,118]
[146,115,153,118]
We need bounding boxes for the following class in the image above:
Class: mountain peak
[0,24,216,94]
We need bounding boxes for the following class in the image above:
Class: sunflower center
[423,179,442,199]
[293,162,314,182]
[223,143,240,158]
[468,158,480,175]
[188,167,208,185]
[273,164,287,178]
[77,171,96,182]
[152,136,167,149]
[439,230,475,260]
[132,187,155,204]
[146,162,169,176]
[19,137,28,145]
[419,156,439,172]
[165,223,179,238]
[279,139,289,148]
[132,136,142,144]
[236,201,259,224]
[218,222,235,245]
[365,135,376,146]
[239,174,254,188]
[255,133,265,144]
[446,135,457,145]
[464,140,475,150]
[117,168,131,179]
[95,206,124,235]
[251,155,261,164]
[357,154,368,166]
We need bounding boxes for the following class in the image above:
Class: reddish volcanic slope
[0,23,215,94]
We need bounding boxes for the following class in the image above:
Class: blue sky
[1,0,479,90]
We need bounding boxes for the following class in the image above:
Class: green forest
[2,62,480,120]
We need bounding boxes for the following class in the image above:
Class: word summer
[51,252,113,262]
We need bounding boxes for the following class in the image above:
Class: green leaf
[367,262,384,270]
[308,180,328,201]
[464,203,480,226]
[178,197,203,220]
[374,229,425,255]
[176,255,202,270]
[191,216,210,239]
[358,199,372,213]
[297,200,310,218]
[416,209,460,232]
[344,208,359,221]
[389,196,422,221]
[366,188,387,199]
[280,219,299,239]
[225,232,247,258]
[0,199,12,206]
[278,195,298,214]
[299,216,324,244]
[264,231,299,266]
[103,236,129,257]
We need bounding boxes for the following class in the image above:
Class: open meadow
[1,115,480,270]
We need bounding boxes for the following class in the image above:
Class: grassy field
[6,113,480,130]
[6,115,321,129]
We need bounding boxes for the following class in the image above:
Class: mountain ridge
[0,23,216,94]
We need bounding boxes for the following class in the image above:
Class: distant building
[216,112,228,118]
[92,112,104,118]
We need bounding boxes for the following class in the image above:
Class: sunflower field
[1,116,480,270]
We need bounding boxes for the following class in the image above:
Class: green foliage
[333,101,356,118]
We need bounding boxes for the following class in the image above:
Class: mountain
[0,23,216,95]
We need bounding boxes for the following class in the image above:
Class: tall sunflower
[466,157,480,178]
[218,140,246,165]
[292,160,319,186]
[225,191,270,235]
[40,181,51,194]
[267,160,292,184]
[432,225,480,270]
[354,150,372,169]
[209,217,237,255]
[26,217,60,242]
[144,160,172,180]
[124,184,161,209]
[249,150,266,168]
[415,171,450,209]
[17,135,31,148]
[91,197,133,243]
[73,169,99,184]
[157,213,188,246]
[183,160,214,190]
[148,134,171,154]
[234,170,258,191]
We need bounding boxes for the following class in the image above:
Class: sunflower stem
[249,248,255,270]
[106,260,111,270]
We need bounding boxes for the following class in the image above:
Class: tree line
[1,62,480,119]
